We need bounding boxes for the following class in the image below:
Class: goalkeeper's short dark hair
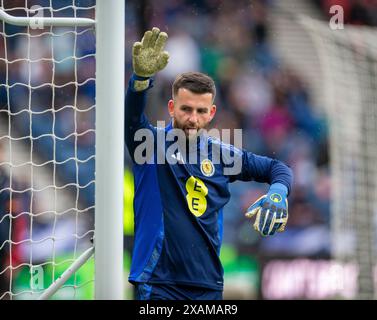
[172,72,216,102]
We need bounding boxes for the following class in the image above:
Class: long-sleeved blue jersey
[125,75,293,290]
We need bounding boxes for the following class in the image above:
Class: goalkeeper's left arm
[227,148,293,237]
[245,182,289,236]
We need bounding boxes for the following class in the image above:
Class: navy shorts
[135,282,223,300]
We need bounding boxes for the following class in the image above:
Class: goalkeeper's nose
[188,113,199,126]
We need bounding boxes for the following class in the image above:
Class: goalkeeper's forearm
[132,73,153,92]
[125,74,153,152]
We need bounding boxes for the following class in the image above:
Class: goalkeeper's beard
[172,117,210,141]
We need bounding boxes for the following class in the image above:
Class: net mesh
[301,16,377,299]
[0,0,96,299]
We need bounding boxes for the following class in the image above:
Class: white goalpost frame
[94,0,125,300]
[0,0,125,300]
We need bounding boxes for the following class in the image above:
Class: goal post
[95,0,125,300]
[0,0,124,300]
[299,16,377,299]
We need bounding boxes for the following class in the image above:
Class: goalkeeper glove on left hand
[245,183,289,236]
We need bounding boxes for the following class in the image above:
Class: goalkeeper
[125,27,293,300]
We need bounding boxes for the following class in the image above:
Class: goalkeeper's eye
[197,108,208,114]
[180,106,192,112]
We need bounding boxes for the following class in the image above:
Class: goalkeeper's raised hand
[245,183,288,237]
[132,27,169,78]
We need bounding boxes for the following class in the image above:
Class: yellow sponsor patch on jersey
[185,176,208,217]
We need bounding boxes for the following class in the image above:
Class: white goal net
[301,16,377,299]
[0,0,96,300]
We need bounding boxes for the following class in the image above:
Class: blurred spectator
[160,29,201,81]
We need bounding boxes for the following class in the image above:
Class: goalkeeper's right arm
[125,27,169,159]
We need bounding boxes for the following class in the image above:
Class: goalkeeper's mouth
[184,127,198,136]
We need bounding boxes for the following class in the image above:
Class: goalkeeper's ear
[168,99,175,117]
[209,104,217,121]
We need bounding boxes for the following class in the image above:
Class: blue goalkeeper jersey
[125,75,293,290]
